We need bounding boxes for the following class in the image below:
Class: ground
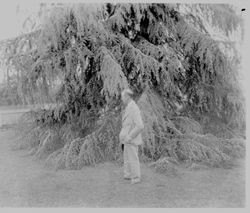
[0,130,245,207]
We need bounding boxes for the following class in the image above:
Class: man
[119,88,144,184]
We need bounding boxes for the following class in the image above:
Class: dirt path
[0,130,245,207]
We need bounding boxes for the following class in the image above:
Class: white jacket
[119,100,144,146]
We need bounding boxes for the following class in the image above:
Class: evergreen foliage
[2,3,245,169]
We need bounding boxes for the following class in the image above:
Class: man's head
[121,88,133,105]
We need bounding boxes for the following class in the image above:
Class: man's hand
[123,135,132,144]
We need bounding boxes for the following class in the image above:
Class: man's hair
[121,88,134,98]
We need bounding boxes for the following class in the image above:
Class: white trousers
[123,144,141,179]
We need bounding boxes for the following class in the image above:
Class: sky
[0,1,41,41]
[0,0,42,82]
[0,2,21,41]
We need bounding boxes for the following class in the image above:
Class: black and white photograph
[0,0,248,209]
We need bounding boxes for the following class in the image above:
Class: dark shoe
[124,176,131,180]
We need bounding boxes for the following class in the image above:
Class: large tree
[1,3,245,168]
